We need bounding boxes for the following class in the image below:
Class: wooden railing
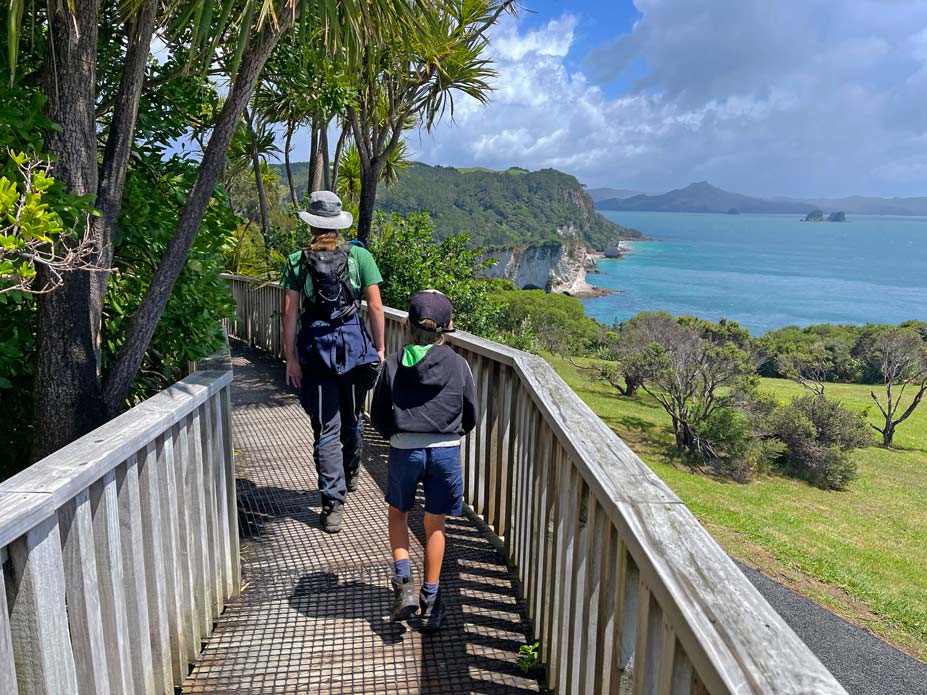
[224,275,847,695]
[0,345,239,695]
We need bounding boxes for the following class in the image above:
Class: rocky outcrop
[481,243,609,297]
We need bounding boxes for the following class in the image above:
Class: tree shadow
[288,571,408,646]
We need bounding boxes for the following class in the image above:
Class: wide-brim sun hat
[297,190,354,230]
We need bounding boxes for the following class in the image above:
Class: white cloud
[409,1,927,197]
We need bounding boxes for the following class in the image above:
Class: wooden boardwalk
[182,343,543,694]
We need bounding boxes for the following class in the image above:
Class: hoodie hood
[398,343,455,387]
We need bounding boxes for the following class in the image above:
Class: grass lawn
[548,355,927,661]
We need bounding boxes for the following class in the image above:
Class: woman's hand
[286,358,302,390]
[377,349,385,363]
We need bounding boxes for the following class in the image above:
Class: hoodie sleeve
[461,358,478,435]
[370,358,395,438]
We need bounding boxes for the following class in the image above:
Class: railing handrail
[1,343,239,695]
[223,273,846,695]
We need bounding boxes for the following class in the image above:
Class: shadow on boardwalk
[182,342,544,695]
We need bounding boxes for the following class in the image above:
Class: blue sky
[394,0,927,198]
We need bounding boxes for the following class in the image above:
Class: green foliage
[768,395,870,490]
[517,641,543,676]
[104,153,239,404]
[493,289,601,355]
[372,162,640,250]
[758,323,893,383]
[368,211,502,337]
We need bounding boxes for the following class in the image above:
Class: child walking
[370,290,477,632]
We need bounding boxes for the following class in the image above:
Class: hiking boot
[346,470,360,493]
[418,589,447,633]
[390,574,418,622]
[322,501,344,534]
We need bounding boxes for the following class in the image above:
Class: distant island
[803,210,847,222]
[596,181,927,216]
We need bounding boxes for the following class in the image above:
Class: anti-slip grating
[182,341,543,694]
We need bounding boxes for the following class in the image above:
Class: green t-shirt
[279,244,383,299]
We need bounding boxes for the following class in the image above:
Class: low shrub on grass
[768,395,870,490]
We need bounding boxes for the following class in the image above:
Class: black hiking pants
[299,367,365,504]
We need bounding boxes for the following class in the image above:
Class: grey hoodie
[370,344,477,446]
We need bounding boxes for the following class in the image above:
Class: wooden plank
[554,464,579,693]
[208,391,232,600]
[539,442,560,670]
[484,361,500,529]
[220,386,241,594]
[0,492,55,550]
[138,442,173,694]
[0,546,19,695]
[595,524,623,695]
[58,490,111,694]
[566,480,589,694]
[155,429,189,682]
[201,397,226,613]
[632,582,663,695]
[7,514,79,695]
[579,495,604,695]
[476,354,491,516]
[0,369,230,512]
[116,457,156,694]
[90,471,134,694]
[525,410,543,618]
[532,425,553,634]
[502,381,522,562]
[186,410,214,636]
[544,446,567,682]
[493,366,513,537]
[174,420,202,662]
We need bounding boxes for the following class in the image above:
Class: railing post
[7,515,79,695]
[58,489,111,694]
[0,547,17,694]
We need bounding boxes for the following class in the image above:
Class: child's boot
[390,573,418,621]
[419,588,447,633]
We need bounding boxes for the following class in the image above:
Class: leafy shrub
[493,289,600,355]
[104,153,239,404]
[768,395,870,490]
[368,211,502,337]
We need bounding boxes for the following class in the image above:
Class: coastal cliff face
[482,243,604,296]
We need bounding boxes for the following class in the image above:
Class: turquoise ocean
[583,211,927,335]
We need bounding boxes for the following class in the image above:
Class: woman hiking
[281,191,385,533]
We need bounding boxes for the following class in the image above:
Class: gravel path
[737,562,927,695]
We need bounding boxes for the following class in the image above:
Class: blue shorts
[386,446,463,516]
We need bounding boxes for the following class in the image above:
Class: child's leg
[423,512,446,584]
[388,505,411,566]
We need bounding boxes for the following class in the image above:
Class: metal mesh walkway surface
[182,343,543,694]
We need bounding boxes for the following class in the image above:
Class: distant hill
[373,163,641,250]
[586,187,643,202]
[598,182,812,214]
[596,181,927,216]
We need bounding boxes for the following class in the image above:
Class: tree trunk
[320,122,331,191]
[244,109,270,238]
[882,424,895,448]
[284,121,298,206]
[330,125,348,192]
[32,0,103,461]
[307,125,319,195]
[356,162,382,244]
[102,25,290,415]
[90,0,158,363]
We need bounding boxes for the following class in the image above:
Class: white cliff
[481,243,609,297]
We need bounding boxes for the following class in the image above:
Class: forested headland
[280,161,642,250]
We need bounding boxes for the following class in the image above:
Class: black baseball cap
[409,290,456,333]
